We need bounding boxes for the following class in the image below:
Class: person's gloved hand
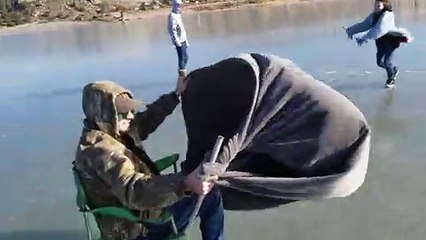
[356,37,367,46]
[344,28,353,40]
[175,72,188,96]
[202,162,225,177]
[184,166,218,196]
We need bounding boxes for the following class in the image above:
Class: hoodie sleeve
[360,11,395,41]
[129,92,180,142]
[168,14,181,47]
[92,150,188,210]
[346,13,373,36]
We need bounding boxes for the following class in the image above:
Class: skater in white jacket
[168,0,189,78]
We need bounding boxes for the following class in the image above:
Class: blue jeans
[138,187,224,240]
[376,41,398,79]
[175,42,189,70]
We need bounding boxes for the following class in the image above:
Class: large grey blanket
[181,53,370,210]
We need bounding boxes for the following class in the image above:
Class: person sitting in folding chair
[73,78,223,240]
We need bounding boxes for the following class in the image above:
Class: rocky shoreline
[0,0,297,28]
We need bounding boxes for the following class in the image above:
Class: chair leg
[83,212,93,240]
[170,216,178,235]
[173,163,178,174]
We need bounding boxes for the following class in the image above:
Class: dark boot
[385,78,396,88]
[179,69,187,79]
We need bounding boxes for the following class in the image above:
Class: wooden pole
[183,135,224,233]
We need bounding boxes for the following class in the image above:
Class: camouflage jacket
[74,81,188,240]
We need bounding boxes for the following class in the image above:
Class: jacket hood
[82,81,134,137]
[172,0,182,14]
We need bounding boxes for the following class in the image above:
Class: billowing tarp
[181,53,370,211]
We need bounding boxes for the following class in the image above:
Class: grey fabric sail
[181,53,370,210]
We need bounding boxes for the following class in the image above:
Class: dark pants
[138,187,224,240]
[175,42,189,70]
[376,41,398,79]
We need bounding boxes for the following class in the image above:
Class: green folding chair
[72,154,187,240]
